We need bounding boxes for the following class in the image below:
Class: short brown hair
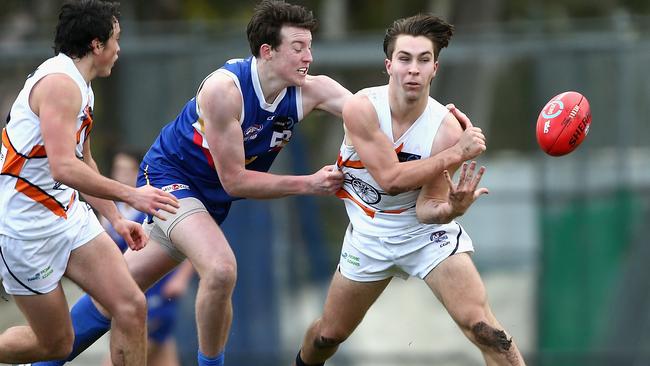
[383,14,454,60]
[247,0,317,57]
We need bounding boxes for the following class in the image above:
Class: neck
[255,57,287,104]
[69,54,94,85]
[388,83,428,124]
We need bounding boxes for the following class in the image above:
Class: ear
[432,60,439,78]
[385,58,392,76]
[259,44,273,60]
[91,38,103,55]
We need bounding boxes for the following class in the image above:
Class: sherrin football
[536,91,592,156]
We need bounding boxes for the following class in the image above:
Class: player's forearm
[81,193,122,224]
[51,158,133,203]
[378,147,463,195]
[220,169,308,199]
[415,200,460,224]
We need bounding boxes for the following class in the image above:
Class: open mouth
[297,67,308,75]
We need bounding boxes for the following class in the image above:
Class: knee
[111,289,147,325]
[312,323,350,350]
[313,333,347,350]
[468,321,513,354]
[41,328,74,359]
[200,262,237,295]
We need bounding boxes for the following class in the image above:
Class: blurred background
[1,0,650,365]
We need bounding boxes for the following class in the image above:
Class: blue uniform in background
[137,56,303,224]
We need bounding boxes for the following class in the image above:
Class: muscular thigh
[66,232,141,309]
[168,211,235,273]
[424,253,488,322]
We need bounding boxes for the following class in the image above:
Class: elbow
[220,179,239,197]
[49,161,70,184]
[415,204,453,225]
[378,178,410,196]
[219,171,243,197]
[373,172,403,196]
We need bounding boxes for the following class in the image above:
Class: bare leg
[0,284,73,363]
[66,233,148,366]
[169,212,236,357]
[298,271,391,365]
[425,253,526,366]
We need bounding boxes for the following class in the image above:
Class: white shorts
[0,206,104,295]
[338,221,474,282]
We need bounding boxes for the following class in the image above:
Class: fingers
[443,170,454,190]
[474,187,490,199]
[165,192,181,208]
[123,231,136,250]
[457,162,470,188]
[470,165,486,190]
[315,166,344,195]
[126,226,148,251]
[447,104,473,130]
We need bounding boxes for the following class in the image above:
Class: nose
[303,48,313,63]
[408,61,419,75]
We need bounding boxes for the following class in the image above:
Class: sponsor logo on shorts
[27,265,53,282]
[430,230,450,248]
[161,183,190,193]
[341,251,360,267]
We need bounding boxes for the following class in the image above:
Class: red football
[536,91,592,156]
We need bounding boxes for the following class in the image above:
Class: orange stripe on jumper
[336,189,376,218]
[2,128,68,218]
[337,143,405,169]
[76,106,94,143]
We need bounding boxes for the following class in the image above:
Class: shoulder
[197,71,242,119]
[430,110,462,154]
[31,73,82,112]
[302,74,350,101]
[342,92,377,132]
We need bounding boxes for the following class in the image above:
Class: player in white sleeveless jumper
[0,1,178,364]
[295,15,526,366]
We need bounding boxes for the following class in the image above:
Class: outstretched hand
[112,218,148,251]
[443,161,489,217]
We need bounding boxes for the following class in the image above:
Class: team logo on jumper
[430,230,450,248]
[161,183,190,193]
[345,173,382,205]
[243,124,263,142]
